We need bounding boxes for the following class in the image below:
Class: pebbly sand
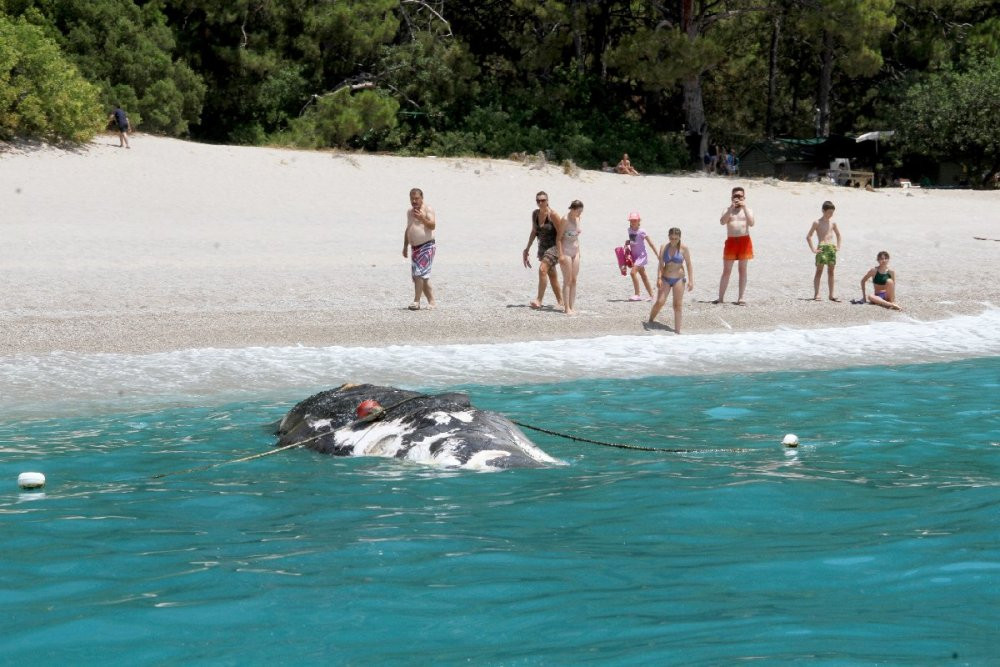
[2,134,998,356]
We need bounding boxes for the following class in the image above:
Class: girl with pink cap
[626,211,657,301]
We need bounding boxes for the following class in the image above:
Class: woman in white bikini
[648,227,694,333]
[556,200,583,315]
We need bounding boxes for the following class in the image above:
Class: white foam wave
[2,309,999,417]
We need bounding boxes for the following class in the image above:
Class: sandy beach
[2,134,998,356]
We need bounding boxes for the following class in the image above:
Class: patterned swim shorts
[815,243,837,266]
[411,240,436,278]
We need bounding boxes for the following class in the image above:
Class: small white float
[18,472,46,490]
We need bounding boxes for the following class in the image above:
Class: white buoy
[782,433,799,448]
[18,472,46,490]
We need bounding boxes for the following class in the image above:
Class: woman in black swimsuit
[522,191,563,309]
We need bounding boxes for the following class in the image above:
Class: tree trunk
[817,29,834,137]
[681,2,707,163]
[766,10,782,138]
[570,0,585,76]
[683,74,708,162]
[590,0,611,79]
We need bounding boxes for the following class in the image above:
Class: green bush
[0,15,101,142]
[410,102,688,173]
[283,88,399,149]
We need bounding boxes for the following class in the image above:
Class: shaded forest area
[2,0,998,186]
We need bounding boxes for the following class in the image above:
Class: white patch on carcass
[512,433,561,464]
[308,418,333,431]
[402,430,465,466]
[318,411,564,470]
[428,411,452,425]
[464,450,511,471]
[334,417,414,458]
[426,410,475,425]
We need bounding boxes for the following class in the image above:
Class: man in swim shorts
[714,186,754,305]
[402,187,436,310]
[806,200,842,301]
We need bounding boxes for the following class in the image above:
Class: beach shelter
[739,136,876,180]
[738,138,821,179]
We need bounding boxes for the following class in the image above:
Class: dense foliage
[2,0,997,184]
[0,14,101,142]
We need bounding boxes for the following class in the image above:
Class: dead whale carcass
[276,384,560,471]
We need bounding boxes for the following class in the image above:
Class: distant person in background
[616,153,640,176]
[402,187,437,310]
[108,105,131,148]
[716,146,727,175]
[726,149,739,176]
[710,145,721,174]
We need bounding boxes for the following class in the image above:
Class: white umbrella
[855,130,895,143]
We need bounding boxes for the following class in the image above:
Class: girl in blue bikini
[648,227,694,333]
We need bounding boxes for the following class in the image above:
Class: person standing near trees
[108,105,131,148]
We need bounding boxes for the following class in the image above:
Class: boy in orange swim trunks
[714,186,754,305]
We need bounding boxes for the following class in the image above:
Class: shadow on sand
[642,320,675,333]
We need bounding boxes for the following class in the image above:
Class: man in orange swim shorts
[714,186,754,305]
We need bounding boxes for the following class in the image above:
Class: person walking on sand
[648,227,694,333]
[626,211,657,301]
[714,186,754,305]
[523,191,563,309]
[860,250,902,310]
[108,105,131,148]
[556,200,584,315]
[806,200,843,301]
[402,187,436,310]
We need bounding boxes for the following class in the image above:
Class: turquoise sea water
[2,357,998,663]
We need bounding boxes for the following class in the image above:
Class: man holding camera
[714,186,754,305]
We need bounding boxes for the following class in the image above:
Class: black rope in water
[152,390,757,480]
[513,420,754,454]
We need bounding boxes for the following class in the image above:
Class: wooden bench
[827,169,875,188]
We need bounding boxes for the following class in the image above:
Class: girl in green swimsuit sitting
[860,251,902,310]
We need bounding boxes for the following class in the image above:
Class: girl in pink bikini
[648,227,694,333]
[557,200,584,315]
